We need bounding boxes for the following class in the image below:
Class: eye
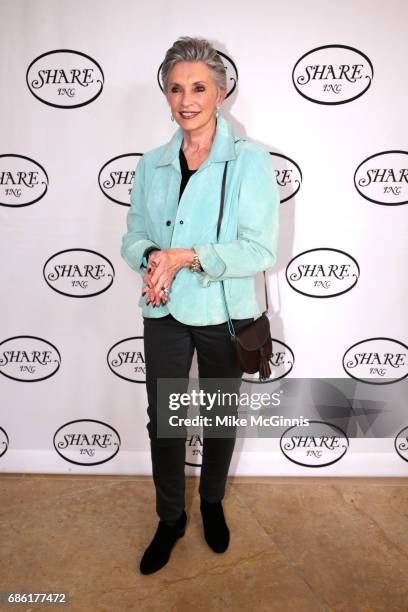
[195,85,205,92]
[170,86,179,93]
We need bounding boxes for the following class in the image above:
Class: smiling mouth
[179,111,200,119]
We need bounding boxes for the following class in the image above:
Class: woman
[121,36,279,575]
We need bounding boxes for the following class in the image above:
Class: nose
[180,91,193,107]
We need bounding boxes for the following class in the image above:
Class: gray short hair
[161,36,227,95]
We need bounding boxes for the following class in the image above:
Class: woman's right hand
[141,248,195,307]
[141,251,172,307]
[142,270,170,307]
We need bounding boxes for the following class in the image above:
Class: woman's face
[165,61,226,133]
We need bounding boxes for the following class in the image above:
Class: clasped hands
[142,248,195,307]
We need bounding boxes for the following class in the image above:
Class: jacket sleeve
[193,147,279,287]
[120,155,160,277]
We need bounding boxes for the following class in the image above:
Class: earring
[171,113,174,121]
[215,106,220,118]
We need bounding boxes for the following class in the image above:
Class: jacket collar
[155,114,238,170]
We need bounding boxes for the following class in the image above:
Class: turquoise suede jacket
[120,115,280,326]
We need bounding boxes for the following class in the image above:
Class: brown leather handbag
[217,161,273,381]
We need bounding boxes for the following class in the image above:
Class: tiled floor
[1,474,408,611]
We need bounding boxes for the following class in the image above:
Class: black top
[141,147,198,266]
[179,146,197,202]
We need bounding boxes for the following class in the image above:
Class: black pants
[143,313,253,522]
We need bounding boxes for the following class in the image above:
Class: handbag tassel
[259,348,271,381]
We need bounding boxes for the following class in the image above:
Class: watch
[190,249,203,273]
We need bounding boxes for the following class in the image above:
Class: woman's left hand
[142,248,194,307]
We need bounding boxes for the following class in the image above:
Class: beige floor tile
[1,475,407,611]
[66,549,326,612]
[0,476,328,611]
[234,479,408,612]
[331,482,408,557]
[0,475,120,518]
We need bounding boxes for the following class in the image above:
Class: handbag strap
[217,162,269,337]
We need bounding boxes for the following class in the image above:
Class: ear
[218,87,228,106]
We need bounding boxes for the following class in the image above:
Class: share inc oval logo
[269,153,302,203]
[53,419,121,466]
[43,249,115,297]
[242,339,294,384]
[26,49,104,108]
[354,151,408,206]
[0,155,48,208]
[0,427,9,459]
[286,248,359,297]
[343,338,408,384]
[280,421,349,467]
[292,44,373,104]
[394,427,408,463]
[107,337,146,383]
[0,336,61,382]
[185,433,203,468]
[98,154,142,206]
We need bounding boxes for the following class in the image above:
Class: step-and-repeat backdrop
[1,0,407,475]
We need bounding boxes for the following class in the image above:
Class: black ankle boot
[139,510,187,575]
[200,496,230,553]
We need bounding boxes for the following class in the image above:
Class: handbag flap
[234,314,270,351]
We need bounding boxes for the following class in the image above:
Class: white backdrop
[1,0,407,475]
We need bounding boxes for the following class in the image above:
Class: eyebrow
[169,81,208,86]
